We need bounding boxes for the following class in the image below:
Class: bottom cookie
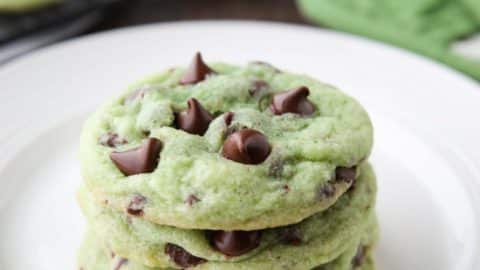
[78,229,376,270]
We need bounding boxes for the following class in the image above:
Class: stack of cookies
[78,53,378,270]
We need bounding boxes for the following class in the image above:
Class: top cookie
[80,53,373,230]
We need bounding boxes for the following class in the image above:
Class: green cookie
[79,162,376,269]
[77,226,376,270]
[79,57,374,230]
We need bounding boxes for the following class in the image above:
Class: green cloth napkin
[297,0,480,80]
[0,0,61,12]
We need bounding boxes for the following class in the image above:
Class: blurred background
[0,0,479,79]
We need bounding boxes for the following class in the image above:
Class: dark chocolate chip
[210,230,261,256]
[185,194,200,206]
[165,243,206,268]
[124,87,148,105]
[99,132,127,147]
[278,227,303,245]
[249,80,269,96]
[335,166,357,183]
[113,257,128,270]
[352,245,368,267]
[316,183,336,201]
[110,138,162,176]
[175,98,213,135]
[270,86,315,116]
[127,194,147,216]
[224,112,234,126]
[180,52,215,85]
[222,129,271,165]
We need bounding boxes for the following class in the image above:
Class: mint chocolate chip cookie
[78,162,376,269]
[78,53,378,270]
[78,224,377,270]
[79,53,373,230]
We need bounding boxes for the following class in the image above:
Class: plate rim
[1,19,479,87]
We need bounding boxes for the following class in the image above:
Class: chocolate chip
[224,112,234,126]
[316,183,336,201]
[282,184,290,194]
[165,243,206,268]
[335,166,357,183]
[180,52,215,85]
[278,227,302,245]
[270,86,315,116]
[99,132,127,147]
[185,194,200,206]
[210,230,261,256]
[222,129,271,165]
[124,87,148,105]
[113,257,128,270]
[352,245,368,267]
[110,138,162,176]
[127,194,147,216]
[249,80,269,96]
[175,98,213,135]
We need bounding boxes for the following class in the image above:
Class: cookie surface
[79,163,376,269]
[80,57,373,230]
[78,226,376,270]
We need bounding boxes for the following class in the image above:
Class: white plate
[0,21,479,270]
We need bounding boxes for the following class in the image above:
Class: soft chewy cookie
[79,53,373,230]
[78,227,376,270]
[79,163,376,269]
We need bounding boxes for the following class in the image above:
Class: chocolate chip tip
[223,112,234,126]
[180,52,215,85]
[222,129,271,165]
[110,138,162,176]
[270,86,315,116]
[175,98,213,135]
